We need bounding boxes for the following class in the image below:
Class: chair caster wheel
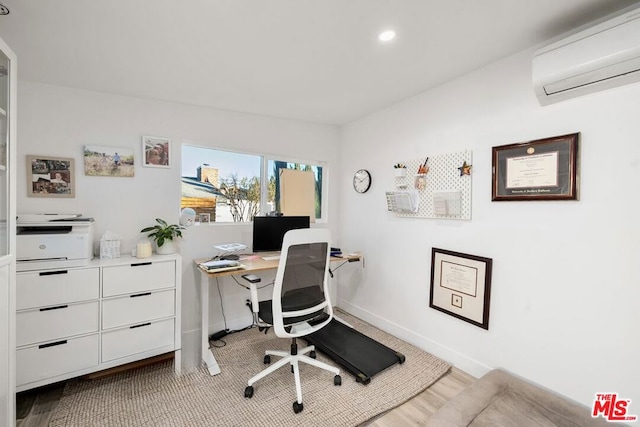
[263,355,271,364]
[334,375,342,386]
[293,401,304,413]
[244,386,254,398]
[309,350,317,359]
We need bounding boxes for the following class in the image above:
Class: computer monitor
[252,216,310,252]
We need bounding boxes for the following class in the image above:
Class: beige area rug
[50,312,450,426]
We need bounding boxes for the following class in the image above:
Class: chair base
[245,338,341,413]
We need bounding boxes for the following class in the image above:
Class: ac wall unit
[533,4,640,105]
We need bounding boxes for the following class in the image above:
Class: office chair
[244,228,341,414]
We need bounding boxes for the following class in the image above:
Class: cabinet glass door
[0,36,11,427]
[0,49,8,256]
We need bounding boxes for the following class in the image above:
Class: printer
[16,214,95,272]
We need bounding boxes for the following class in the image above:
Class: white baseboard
[337,299,491,379]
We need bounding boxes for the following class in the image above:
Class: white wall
[338,49,640,407]
[16,82,341,368]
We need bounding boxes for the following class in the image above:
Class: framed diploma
[429,248,493,330]
[492,133,579,201]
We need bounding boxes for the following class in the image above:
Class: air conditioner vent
[533,5,640,104]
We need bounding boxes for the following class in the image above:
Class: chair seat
[258,300,325,326]
[258,284,327,325]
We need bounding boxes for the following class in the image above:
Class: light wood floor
[365,367,475,426]
[16,366,475,426]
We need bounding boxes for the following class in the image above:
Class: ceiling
[0,0,637,125]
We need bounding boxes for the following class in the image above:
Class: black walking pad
[304,317,405,384]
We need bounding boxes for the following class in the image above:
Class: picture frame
[198,213,210,224]
[83,145,134,177]
[27,155,75,198]
[429,248,493,330]
[492,133,579,201]
[142,135,171,168]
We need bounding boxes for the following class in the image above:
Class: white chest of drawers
[16,254,182,392]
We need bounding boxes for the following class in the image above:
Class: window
[267,160,324,221]
[181,145,325,223]
[181,146,261,222]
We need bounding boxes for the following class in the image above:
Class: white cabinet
[15,254,182,392]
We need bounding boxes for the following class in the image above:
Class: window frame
[181,143,328,224]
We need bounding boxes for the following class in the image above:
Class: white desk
[196,253,359,376]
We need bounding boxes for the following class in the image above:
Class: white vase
[156,240,176,255]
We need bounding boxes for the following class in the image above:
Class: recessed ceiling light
[378,30,396,42]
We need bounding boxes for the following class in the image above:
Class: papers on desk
[199,259,246,272]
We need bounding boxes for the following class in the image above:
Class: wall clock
[353,169,372,193]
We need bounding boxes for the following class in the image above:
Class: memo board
[391,149,472,220]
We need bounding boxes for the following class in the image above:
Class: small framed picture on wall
[142,136,171,168]
[27,155,75,198]
[83,145,134,177]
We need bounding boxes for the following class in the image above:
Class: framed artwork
[492,133,579,201]
[83,145,134,177]
[142,136,171,168]
[27,155,75,197]
[430,248,493,330]
[198,213,210,224]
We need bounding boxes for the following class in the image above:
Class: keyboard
[261,255,280,261]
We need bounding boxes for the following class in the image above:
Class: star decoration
[458,161,472,176]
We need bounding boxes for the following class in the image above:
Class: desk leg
[200,272,221,375]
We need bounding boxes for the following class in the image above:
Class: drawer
[102,260,175,297]
[101,318,175,362]
[17,301,99,347]
[102,289,175,330]
[16,334,99,386]
[17,268,99,310]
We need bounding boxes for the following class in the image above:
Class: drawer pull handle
[130,322,151,329]
[39,340,67,349]
[130,292,151,298]
[131,262,152,267]
[39,270,68,276]
[39,305,68,312]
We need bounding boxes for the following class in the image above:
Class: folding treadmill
[304,317,405,385]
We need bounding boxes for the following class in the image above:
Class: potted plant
[141,218,184,255]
